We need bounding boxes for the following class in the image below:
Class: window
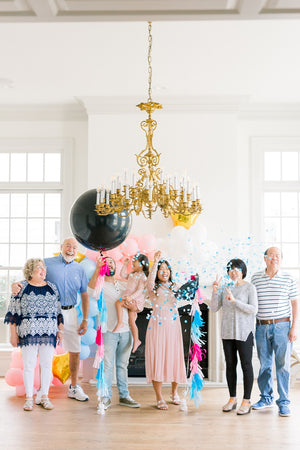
[252,138,300,282]
[0,139,72,345]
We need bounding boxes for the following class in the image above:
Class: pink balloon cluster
[5,346,65,396]
[85,233,157,278]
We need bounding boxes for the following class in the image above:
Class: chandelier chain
[95,21,202,220]
[147,21,152,103]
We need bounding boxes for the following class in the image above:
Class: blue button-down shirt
[44,254,88,306]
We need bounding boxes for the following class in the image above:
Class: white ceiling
[1,1,300,107]
[2,1,300,22]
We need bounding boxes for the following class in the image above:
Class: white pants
[22,344,55,398]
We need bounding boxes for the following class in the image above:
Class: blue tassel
[96,360,109,398]
[190,373,204,407]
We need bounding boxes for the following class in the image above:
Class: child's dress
[145,261,187,383]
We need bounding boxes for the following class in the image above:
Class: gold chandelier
[95,22,202,219]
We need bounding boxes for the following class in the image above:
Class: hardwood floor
[1,378,300,449]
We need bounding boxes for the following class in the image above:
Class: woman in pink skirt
[145,250,186,410]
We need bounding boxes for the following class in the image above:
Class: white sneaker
[68,384,89,401]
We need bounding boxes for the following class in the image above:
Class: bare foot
[132,339,141,353]
[112,323,123,333]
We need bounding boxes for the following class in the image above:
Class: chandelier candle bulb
[105,190,110,205]
[96,188,100,204]
[132,172,135,186]
[149,185,153,201]
[125,185,129,199]
[160,170,164,184]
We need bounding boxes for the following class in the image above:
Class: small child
[113,253,149,353]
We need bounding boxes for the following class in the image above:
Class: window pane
[28,193,44,217]
[10,244,26,266]
[11,219,26,243]
[0,193,9,217]
[0,153,9,181]
[45,154,61,182]
[45,193,61,217]
[287,269,300,283]
[0,293,8,316]
[45,243,60,258]
[27,243,44,259]
[264,218,281,243]
[0,244,9,266]
[282,152,298,181]
[282,218,298,242]
[264,192,280,216]
[28,218,43,243]
[11,193,27,217]
[0,219,9,242]
[10,153,26,182]
[0,270,8,292]
[264,152,281,181]
[45,219,60,242]
[281,192,298,217]
[27,153,43,182]
[282,243,299,267]
[9,269,23,285]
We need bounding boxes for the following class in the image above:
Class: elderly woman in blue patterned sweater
[5,258,63,411]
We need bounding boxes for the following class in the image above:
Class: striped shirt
[251,270,298,320]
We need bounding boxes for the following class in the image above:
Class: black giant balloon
[70,189,132,251]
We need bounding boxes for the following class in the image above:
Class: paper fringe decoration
[92,258,110,414]
[181,283,207,410]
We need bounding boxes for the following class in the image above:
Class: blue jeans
[103,331,133,399]
[255,321,291,406]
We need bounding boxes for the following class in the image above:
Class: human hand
[11,282,22,297]
[56,331,63,346]
[225,287,235,302]
[289,326,297,343]
[96,256,105,270]
[212,275,222,293]
[10,333,19,347]
[154,251,161,263]
[124,297,138,311]
[78,320,88,336]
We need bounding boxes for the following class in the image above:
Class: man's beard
[62,253,75,263]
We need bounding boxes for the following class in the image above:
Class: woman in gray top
[211,258,258,415]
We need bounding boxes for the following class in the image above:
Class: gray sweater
[210,282,258,341]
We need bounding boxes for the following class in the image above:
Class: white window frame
[0,138,73,357]
[251,136,300,353]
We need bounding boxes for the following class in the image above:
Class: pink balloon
[115,261,124,280]
[85,249,100,262]
[120,238,139,257]
[10,349,23,369]
[15,384,26,397]
[52,376,63,386]
[105,247,123,262]
[5,368,24,387]
[137,234,157,254]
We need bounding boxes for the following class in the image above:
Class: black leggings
[222,332,254,400]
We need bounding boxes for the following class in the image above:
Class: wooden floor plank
[1,378,300,449]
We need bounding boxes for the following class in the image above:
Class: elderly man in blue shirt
[12,237,89,402]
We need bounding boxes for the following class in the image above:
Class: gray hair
[23,258,45,281]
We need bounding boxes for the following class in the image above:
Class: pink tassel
[94,258,109,299]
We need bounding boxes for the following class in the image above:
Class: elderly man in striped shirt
[251,247,298,417]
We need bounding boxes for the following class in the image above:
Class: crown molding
[0,103,87,121]
[79,95,251,115]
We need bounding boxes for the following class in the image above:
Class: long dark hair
[133,253,149,277]
[154,259,176,292]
